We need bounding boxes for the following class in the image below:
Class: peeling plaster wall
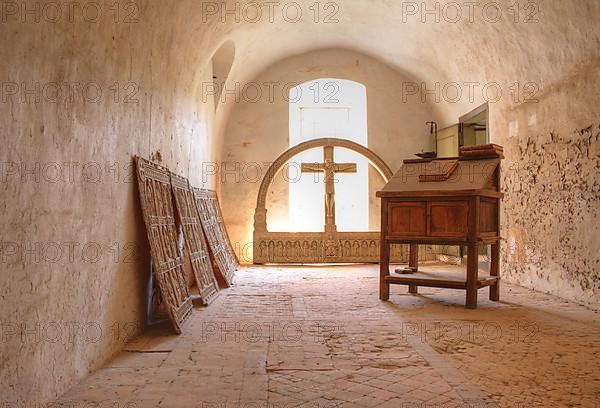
[219,49,437,263]
[0,1,224,405]
[495,60,600,309]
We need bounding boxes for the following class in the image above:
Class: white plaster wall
[0,1,227,405]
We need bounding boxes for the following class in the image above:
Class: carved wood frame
[253,138,409,264]
[135,157,193,333]
[170,173,220,305]
[194,188,239,286]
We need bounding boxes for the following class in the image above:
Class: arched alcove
[219,48,437,262]
[210,40,235,109]
[253,138,403,264]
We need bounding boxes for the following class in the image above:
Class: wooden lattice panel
[193,188,238,287]
[170,173,220,305]
[135,157,193,334]
[213,192,240,271]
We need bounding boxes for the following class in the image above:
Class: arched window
[288,78,369,232]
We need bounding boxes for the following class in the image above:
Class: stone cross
[301,145,357,233]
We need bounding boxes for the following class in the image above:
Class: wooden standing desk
[376,156,503,309]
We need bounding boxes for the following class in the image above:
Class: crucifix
[301,146,357,233]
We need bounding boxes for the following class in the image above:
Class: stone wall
[497,61,600,308]
[502,124,600,307]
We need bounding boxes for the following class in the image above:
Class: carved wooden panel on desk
[170,173,220,305]
[136,157,193,334]
[479,197,499,234]
[429,201,469,238]
[388,202,426,237]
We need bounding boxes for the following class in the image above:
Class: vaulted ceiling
[209,0,598,88]
[185,0,599,136]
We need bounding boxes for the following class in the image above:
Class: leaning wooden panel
[135,157,193,333]
[212,191,240,269]
[170,173,220,305]
[193,188,237,287]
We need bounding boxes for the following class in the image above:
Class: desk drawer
[386,200,469,240]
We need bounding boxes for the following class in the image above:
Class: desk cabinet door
[388,202,427,236]
[428,201,469,238]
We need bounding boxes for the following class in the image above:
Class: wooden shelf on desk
[385,270,499,290]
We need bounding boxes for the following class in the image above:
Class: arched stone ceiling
[197,0,599,153]
[206,0,599,94]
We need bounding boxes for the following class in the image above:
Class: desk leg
[380,240,390,301]
[408,244,418,294]
[409,244,419,270]
[466,242,478,309]
[380,202,390,301]
[490,242,500,301]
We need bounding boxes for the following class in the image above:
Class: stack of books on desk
[460,144,504,158]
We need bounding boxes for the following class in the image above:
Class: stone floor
[55,264,600,408]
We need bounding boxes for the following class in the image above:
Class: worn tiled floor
[55,264,600,408]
